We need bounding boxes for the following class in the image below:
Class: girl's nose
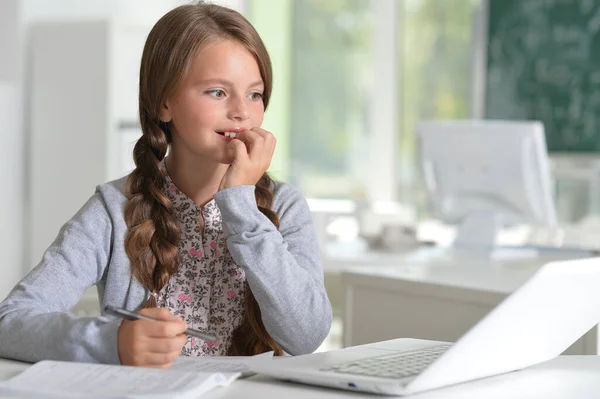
[227,97,250,121]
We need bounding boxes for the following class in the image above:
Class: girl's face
[160,39,265,164]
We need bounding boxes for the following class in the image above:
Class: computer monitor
[417,120,557,248]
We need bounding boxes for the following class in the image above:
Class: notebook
[0,353,274,399]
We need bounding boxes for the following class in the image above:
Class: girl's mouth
[216,131,238,138]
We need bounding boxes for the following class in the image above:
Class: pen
[104,305,218,342]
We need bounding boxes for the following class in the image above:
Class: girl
[0,2,332,368]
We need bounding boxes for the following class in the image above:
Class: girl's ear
[159,100,172,123]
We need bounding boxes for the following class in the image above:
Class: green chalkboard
[485,0,600,152]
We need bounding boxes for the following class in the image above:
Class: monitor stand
[454,212,503,249]
[453,213,542,260]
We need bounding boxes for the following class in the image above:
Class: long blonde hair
[124,3,283,356]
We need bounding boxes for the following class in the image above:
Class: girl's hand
[219,127,276,190]
[117,307,188,368]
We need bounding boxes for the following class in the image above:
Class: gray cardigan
[0,177,332,364]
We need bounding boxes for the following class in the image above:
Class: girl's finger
[228,139,249,164]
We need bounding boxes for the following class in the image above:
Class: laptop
[252,257,600,395]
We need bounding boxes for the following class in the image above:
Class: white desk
[2,354,600,398]
[323,240,427,316]
[334,245,598,354]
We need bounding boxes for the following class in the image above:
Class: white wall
[18,0,244,23]
[20,0,183,23]
[0,0,24,300]
[0,0,20,81]
[0,83,23,301]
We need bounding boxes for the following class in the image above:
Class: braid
[124,120,180,307]
[228,173,284,356]
[255,175,280,229]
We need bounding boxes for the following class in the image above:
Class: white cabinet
[28,20,148,268]
[340,249,598,355]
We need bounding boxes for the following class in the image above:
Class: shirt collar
[159,158,219,221]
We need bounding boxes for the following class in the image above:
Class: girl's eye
[249,92,263,101]
[207,89,226,98]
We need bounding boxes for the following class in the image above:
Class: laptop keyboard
[320,344,451,380]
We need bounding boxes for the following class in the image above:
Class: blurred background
[2,0,600,351]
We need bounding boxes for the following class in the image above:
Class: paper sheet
[0,361,239,399]
[172,356,251,373]
[172,351,274,377]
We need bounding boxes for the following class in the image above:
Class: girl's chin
[215,153,235,165]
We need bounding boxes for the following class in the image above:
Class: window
[289,0,373,200]
[249,0,484,207]
[397,0,483,213]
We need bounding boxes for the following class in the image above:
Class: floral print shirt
[156,162,246,356]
